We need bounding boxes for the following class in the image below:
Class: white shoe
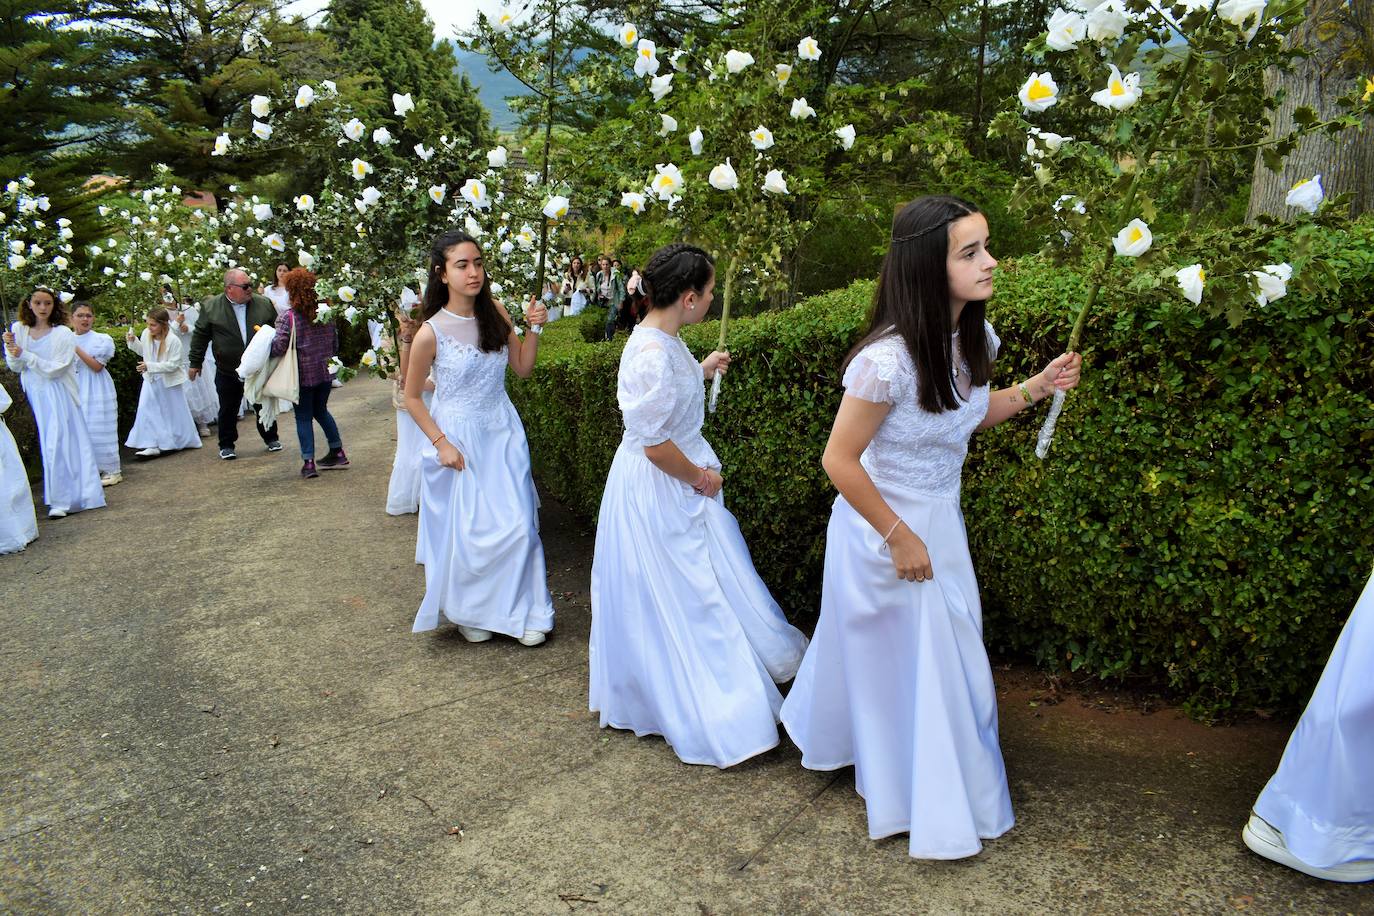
[331,378,343,388]
[100,472,122,487]
[1243,814,1374,883]
[135,447,162,457]
[517,629,547,647]
[197,424,212,437]
[47,507,68,519]
[456,625,493,643]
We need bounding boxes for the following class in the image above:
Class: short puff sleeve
[842,339,907,405]
[618,344,675,445]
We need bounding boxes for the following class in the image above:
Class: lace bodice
[618,326,719,468]
[844,325,999,499]
[427,311,511,427]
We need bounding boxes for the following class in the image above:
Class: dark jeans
[294,381,342,461]
[214,369,278,450]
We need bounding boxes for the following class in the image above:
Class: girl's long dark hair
[640,244,714,310]
[19,286,68,327]
[845,195,993,413]
[422,228,506,352]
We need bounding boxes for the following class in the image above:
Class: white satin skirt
[411,400,554,638]
[184,345,219,425]
[589,444,808,768]
[1254,570,1374,868]
[781,488,1013,859]
[0,418,37,552]
[126,375,202,451]
[386,392,432,517]
[21,374,105,514]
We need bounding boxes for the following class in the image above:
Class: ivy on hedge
[509,223,1374,715]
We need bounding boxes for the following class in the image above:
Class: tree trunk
[1246,0,1374,221]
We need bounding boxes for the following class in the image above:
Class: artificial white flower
[1091,65,1142,110]
[89,244,103,257]
[1252,262,1292,306]
[50,254,68,270]
[295,85,315,108]
[337,285,357,302]
[252,120,272,140]
[359,348,377,367]
[1285,174,1323,214]
[659,113,678,135]
[1087,0,1129,41]
[493,7,514,32]
[297,250,315,269]
[343,118,366,141]
[1218,0,1266,41]
[415,143,434,161]
[7,254,25,269]
[1027,127,1070,157]
[212,133,231,156]
[250,95,270,118]
[708,159,739,191]
[138,270,152,281]
[750,125,775,150]
[1175,264,1205,305]
[461,178,491,209]
[98,205,111,216]
[667,50,687,73]
[1045,8,1086,50]
[393,93,415,117]
[835,123,856,150]
[724,49,755,74]
[621,191,647,214]
[465,215,484,237]
[543,195,570,220]
[59,291,74,304]
[790,98,816,119]
[499,240,515,255]
[264,233,286,252]
[252,202,273,221]
[649,73,673,102]
[516,225,535,249]
[360,186,382,207]
[8,240,23,254]
[487,146,508,168]
[428,184,447,204]
[689,126,704,155]
[1112,218,1152,257]
[651,162,684,200]
[316,303,333,322]
[351,158,373,180]
[797,36,821,60]
[619,23,638,48]
[1019,72,1060,112]
[295,194,314,211]
[342,306,359,325]
[775,63,793,88]
[372,127,393,145]
[761,169,789,195]
[634,39,660,77]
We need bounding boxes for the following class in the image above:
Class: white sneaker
[456,625,493,643]
[47,507,68,519]
[518,629,547,647]
[135,447,162,457]
[100,472,122,487]
[197,424,212,437]
[1243,813,1374,883]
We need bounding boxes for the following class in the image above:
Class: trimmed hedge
[510,223,1374,714]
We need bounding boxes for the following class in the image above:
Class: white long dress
[172,305,219,426]
[411,310,555,637]
[124,331,202,452]
[3,323,105,514]
[265,285,291,316]
[589,325,809,768]
[780,328,1014,860]
[72,330,121,475]
[387,380,433,516]
[1252,570,1374,869]
[0,384,38,553]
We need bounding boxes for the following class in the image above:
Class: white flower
[295,85,315,108]
[543,195,570,220]
[252,202,273,221]
[139,270,152,281]
[1019,72,1060,112]
[499,240,515,255]
[750,124,775,150]
[1027,127,1070,157]
[516,225,535,249]
[1285,174,1323,214]
[790,97,816,119]
[360,348,378,367]
[415,143,434,161]
[493,7,514,32]
[1252,262,1292,306]
[461,178,491,209]
[1175,264,1205,305]
[688,126,704,155]
[7,254,24,269]
[651,163,684,200]
[50,254,68,270]
[619,23,638,48]
[1218,0,1266,41]
[351,158,373,180]
[360,186,382,207]
[1045,9,1087,50]
[212,133,231,156]
[1087,0,1129,41]
[797,36,821,60]
[343,118,366,141]
[59,291,74,304]
[392,93,415,117]
[835,123,856,150]
[295,194,314,211]
[649,73,673,101]
[4,180,16,193]
[372,127,393,145]
[250,95,270,118]
[775,63,793,88]
[8,240,23,254]
[634,39,660,77]
[89,244,103,256]
[465,215,484,237]
[761,169,789,195]
[1112,218,1152,257]
[708,159,739,191]
[263,233,285,252]
[621,191,647,214]
[297,249,315,269]
[98,205,111,216]
[725,49,755,74]
[59,227,73,240]
[342,306,359,324]
[337,285,357,302]
[321,80,337,96]
[428,184,447,204]
[669,49,687,71]
[252,120,272,140]
[659,113,678,135]
[1091,65,1142,110]
[487,146,508,168]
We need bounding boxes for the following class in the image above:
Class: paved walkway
[2,376,1369,914]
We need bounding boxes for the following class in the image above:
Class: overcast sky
[284,0,501,42]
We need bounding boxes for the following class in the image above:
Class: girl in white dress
[168,299,217,434]
[1243,568,1374,883]
[0,382,39,553]
[404,229,555,645]
[70,302,123,485]
[124,307,202,457]
[3,287,106,518]
[262,263,291,316]
[589,243,809,769]
[386,309,434,516]
[780,196,1081,859]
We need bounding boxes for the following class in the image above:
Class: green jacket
[189,292,277,371]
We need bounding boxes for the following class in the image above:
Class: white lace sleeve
[842,341,904,404]
[619,344,675,444]
[984,320,1001,360]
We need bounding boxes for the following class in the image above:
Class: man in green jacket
[188,268,282,460]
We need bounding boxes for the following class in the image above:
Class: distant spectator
[271,268,348,479]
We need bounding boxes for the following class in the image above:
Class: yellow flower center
[1198,269,1206,283]
[1027,80,1053,102]
[1128,227,1143,243]
[1364,76,1374,102]
[640,48,651,59]
[1110,79,1125,96]
[626,29,636,43]
[1291,178,1309,191]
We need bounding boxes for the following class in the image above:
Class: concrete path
[1,376,1369,914]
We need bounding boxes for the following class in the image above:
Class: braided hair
[640,243,714,311]
[422,228,507,352]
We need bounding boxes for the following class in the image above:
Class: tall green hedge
[510,223,1374,714]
